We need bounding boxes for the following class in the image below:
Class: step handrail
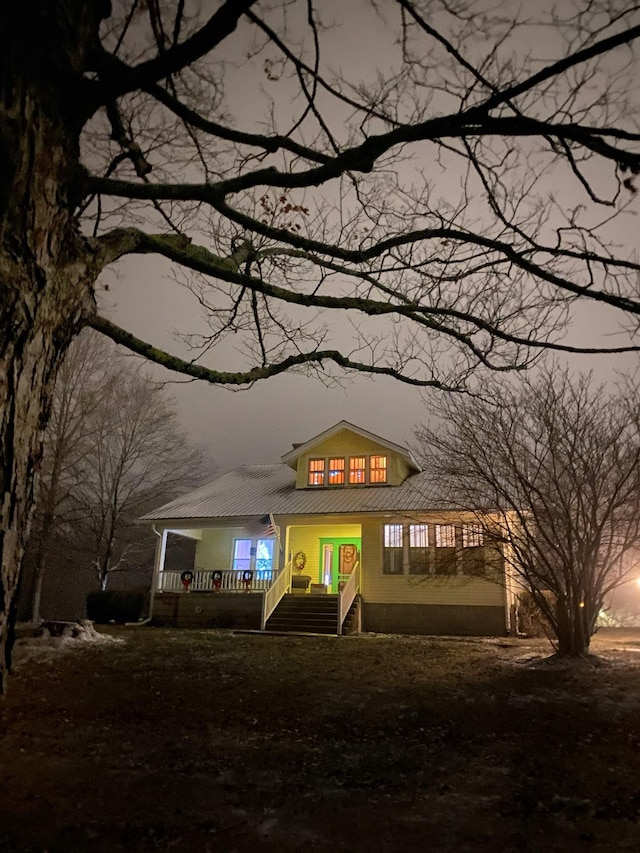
[261,559,292,630]
[337,561,360,635]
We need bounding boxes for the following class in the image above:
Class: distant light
[579,602,585,608]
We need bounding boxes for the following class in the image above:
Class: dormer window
[369,455,387,484]
[328,457,345,485]
[308,458,325,486]
[307,453,389,487]
[349,456,366,484]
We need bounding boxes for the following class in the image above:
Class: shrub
[86,590,146,624]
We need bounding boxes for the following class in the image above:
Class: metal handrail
[261,560,293,630]
[337,561,360,635]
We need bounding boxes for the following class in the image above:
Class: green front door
[318,538,361,593]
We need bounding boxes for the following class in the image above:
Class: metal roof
[141,464,455,523]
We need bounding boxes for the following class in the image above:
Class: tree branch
[87,314,458,390]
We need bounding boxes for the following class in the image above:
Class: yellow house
[143,421,516,636]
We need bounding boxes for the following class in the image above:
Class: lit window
[232,538,274,581]
[232,539,252,572]
[383,523,403,574]
[409,524,429,575]
[370,455,387,484]
[435,524,455,548]
[462,525,483,547]
[409,524,429,548]
[349,456,366,484]
[328,457,345,485]
[255,539,274,579]
[308,458,325,486]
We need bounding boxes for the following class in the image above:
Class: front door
[318,538,361,593]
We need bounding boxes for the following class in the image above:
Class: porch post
[149,527,168,618]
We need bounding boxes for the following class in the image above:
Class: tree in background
[24,333,108,623]
[23,331,204,619]
[72,365,203,592]
[415,368,640,658]
[2,1,640,689]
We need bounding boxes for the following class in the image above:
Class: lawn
[1,627,640,852]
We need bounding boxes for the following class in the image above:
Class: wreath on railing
[293,550,307,573]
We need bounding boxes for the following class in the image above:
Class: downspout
[125,524,166,626]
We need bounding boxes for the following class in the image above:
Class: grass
[1,627,640,851]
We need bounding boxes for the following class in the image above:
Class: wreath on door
[293,551,307,573]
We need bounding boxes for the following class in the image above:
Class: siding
[194,526,277,570]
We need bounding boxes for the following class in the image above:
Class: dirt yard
[1,627,640,852]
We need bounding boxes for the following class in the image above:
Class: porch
[153,564,361,635]
[151,522,363,634]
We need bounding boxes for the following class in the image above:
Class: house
[142,421,517,635]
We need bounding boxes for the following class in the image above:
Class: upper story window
[369,455,387,484]
[308,458,325,486]
[328,457,345,485]
[349,456,366,484]
[307,453,389,486]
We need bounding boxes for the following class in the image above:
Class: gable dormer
[281,421,420,489]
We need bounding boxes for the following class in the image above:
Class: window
[434,524,456,575]
[409,524,429,575]
[461,524,484,575]
[308,453,389,487]
[232,538,274,580]
[349,456,366,484]
[255,539,274,579]
[370,455,387,484]
[232,539,252,572]
[435,524,455,548]
[328,457,345,485]
[308,458,325,486]
[383,524,403,574]
[462,524,483,547]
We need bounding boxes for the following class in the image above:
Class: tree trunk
[555,594,593,657]
[0,1,105,693]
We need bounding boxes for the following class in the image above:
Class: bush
[86,590,146,624]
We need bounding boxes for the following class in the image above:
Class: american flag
[260,514,277,537]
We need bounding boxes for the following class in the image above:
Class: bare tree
[25,333,204,613]
[72,365,203,592]
[24,332,109,623]
[2,1,640,689]
[415,368,640,658]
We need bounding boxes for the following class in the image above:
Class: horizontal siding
[363,574,505,607]
[196,527,235,569]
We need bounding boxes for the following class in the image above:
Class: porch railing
[337,561,360,635]
[261,560,292,631]
[157,568,273,593]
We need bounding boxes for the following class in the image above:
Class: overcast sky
[103,0,640,474]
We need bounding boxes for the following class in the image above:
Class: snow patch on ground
[12,620,124,670]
